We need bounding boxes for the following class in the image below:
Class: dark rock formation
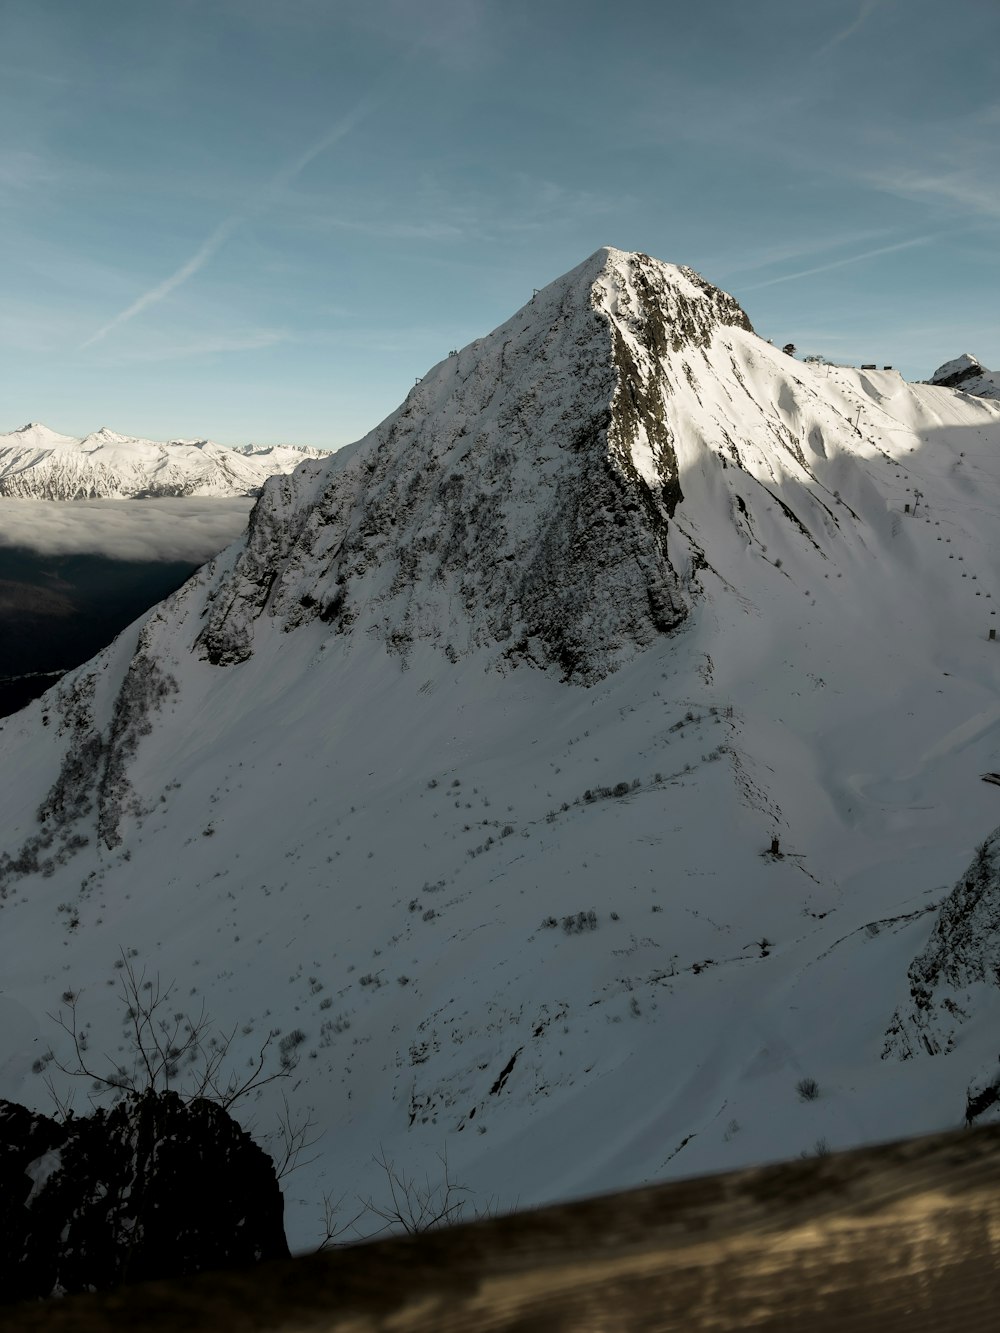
[0,1090,288,1304]
[884,833,1000,1059]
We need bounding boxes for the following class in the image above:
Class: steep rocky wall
[884,832,1000,1059]
[195,249,755,683]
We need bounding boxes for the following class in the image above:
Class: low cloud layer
[0,498,253,563]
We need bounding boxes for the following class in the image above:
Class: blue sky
[3,0,998,448]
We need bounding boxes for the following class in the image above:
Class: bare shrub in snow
[562,910,598,934]
[47,950,288,1111]
[796,1077,820,1102]
[355,1148,504,1238]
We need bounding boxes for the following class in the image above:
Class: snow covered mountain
[4,247,1000,1252]
[928,354,1000,402]
[0,424,329,499]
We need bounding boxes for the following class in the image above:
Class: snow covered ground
[2,249,1000,1251]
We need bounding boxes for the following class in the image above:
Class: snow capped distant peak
[231,443,331,460]
[934,353,981,377]
[929,354,1000,400]
[929,353,981,385]
[2,422,79,449]
[0,425,331,499]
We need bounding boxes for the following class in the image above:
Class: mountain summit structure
[3,248,1000,1248]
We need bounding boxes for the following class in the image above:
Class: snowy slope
[929,354,1000,402]
[0,424,329,499]
[3,248,1000,1252]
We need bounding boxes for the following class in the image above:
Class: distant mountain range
[4,248,1000,1255]
[0,423,330,499]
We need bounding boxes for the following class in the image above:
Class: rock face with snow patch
[0,1091,288,1303]
[0,423,329,499]
[884,833,1000,1059]
[197,249,752,683]
[928,355,1000,402]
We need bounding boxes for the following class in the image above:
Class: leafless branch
[313,1189,368,1252]
[272,1092,323,1180]
[357,1147,476,1236]
[45,948,289,1111]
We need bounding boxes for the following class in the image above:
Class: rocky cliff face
[884,832,1000,1059]
[197,249,753,684]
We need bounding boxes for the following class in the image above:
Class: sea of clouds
[0,498,254,563]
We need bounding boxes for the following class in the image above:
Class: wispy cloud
[81,215,242,349]
[0,149,58,192]
[80,64,403,350]
[294,170,631,248]
[705,228,889,280]
[737,235,934,292]
[866,169,1000,223]
[816,0,883,56]
[103,328,291,363]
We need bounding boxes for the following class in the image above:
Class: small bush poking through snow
[796,1077,820,1102]
[278,1030,306,1069]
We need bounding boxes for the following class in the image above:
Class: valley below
[0,498,253,716]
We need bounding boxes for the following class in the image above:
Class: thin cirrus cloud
[80,43,421,352]
[814,0,884,56]
[108,328,292,364]
[705,228,890,280]
[736,235,935,292]
[0,497,254,563]
[868,170,1000,223]
[80,214,243,350]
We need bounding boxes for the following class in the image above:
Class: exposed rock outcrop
[884,833,1000,1059]
[0,1091,288,1304]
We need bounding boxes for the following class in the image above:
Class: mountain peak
[194,248,755,681]
[929,353,1000,400]
[85,426,130,443]
[539,247,754,346]
[3,422,78,448]
[930,353,981,383]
